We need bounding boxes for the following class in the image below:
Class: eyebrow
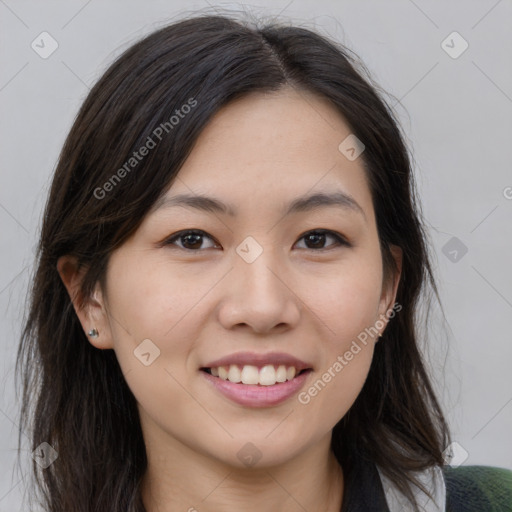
[152,190,366,221]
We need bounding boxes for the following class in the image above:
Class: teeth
[286,367,296,380]
[259,365,276,386]
[228,364,241,383]
[276,365,287,383]
[209,364,301,385]
[241,365,260,385]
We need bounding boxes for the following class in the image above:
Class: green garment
[445,466,512,512]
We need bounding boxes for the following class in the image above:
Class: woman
[16,12,512,512]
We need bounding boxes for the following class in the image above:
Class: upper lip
[202,352,313,372]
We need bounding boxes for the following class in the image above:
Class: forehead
[160,88,374,221]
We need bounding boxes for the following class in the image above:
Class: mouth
[200,365,312,386]
[199,360,313,408]
[199,352,314,407]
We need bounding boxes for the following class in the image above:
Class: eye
[294,229,350,251]
[162,229,350,252]
[164,229,219,251]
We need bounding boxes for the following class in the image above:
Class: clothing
[443,466,512,512]
[340,455,512,511]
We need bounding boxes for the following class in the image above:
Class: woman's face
[74,87,401,468]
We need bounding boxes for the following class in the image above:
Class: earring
[88,328,99,338]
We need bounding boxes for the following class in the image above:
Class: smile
[203,364,307,386]
[200,365,313,407]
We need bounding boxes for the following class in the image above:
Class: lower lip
[201,370,312,408]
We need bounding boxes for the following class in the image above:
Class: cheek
[104,254,203,431]
[105,249,216,343]
[304,254,383,342]
[297,338,375,429]
[104,252,224,409]
[294,255,381,419]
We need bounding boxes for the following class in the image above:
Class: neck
[141,433,344,512]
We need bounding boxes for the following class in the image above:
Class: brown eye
[295,230,350,250]
[165,230,219,251]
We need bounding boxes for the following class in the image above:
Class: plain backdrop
[1,0,511,509]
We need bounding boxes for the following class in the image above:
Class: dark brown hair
[16,11,450,511]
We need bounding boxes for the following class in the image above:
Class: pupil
[307,233,325,249]
[184,233,202,249]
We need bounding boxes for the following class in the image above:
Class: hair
[16,10,451,512]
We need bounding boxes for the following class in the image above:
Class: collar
[378,465,446,512]
[340,455,446,511]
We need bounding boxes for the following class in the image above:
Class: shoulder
[443,465,512,512]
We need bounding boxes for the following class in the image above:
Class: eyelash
[163,229,351,252]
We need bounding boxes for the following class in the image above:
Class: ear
[57,255,114,350]
[376,244,403,337]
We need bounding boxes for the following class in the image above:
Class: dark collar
[340,455,391,512]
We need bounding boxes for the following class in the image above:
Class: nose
[216,248,301,334]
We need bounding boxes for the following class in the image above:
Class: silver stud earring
[88,328,99,338]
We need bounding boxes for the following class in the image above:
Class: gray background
[1,0,511,509]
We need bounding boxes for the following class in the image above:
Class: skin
[58,86,402,512]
